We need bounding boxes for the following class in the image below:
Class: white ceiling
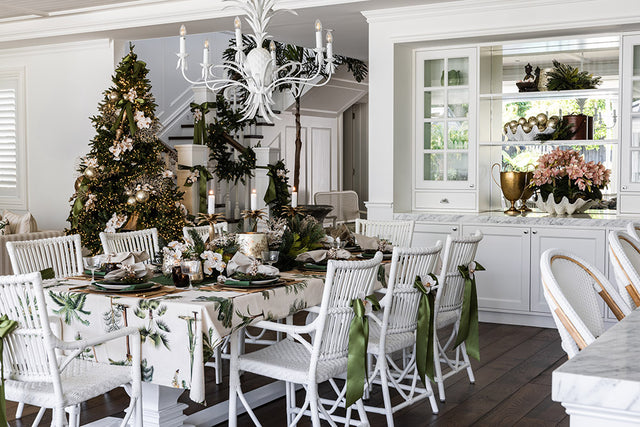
[0,0,456,59]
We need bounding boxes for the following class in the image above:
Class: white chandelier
[177,0,336,123]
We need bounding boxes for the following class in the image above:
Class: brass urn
[492,163,529,215]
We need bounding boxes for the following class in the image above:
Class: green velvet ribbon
[109,55,146,138]
[263,174,277,205]
[40,268,55,280]
[377,264,387,288]
[190,102,211,145]
[346,295,380,408]
[71,181,89,227]
[0,314,18,427]
[413,274,437,385]
[454,261,485,361]
[179,164,214,214]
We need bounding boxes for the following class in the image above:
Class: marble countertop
[552,309,640,412]
[394,210,639,228]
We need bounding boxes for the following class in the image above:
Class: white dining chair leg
[308,382,321,427]
[379,358,394,427]
[52,406,65,427]
[68,404,79,427]
[355,399,370,427]
[434,338,446,402]
[285,381,294,425]
[15,402,24,418]
[228,331,240,427]
[214,346,223,384]
[33,407,46,426]
[135,395,143,427]
[460,342,475,383]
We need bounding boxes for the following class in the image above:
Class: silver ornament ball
[135,190,150,203]
[127,196,137,205]
[83,167,97,179]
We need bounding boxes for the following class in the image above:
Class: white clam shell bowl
[504,124,556,141]
[535,195,596,215]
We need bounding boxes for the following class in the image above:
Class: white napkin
[104,262,152,281]
[353,234,393,252]
[105,251,149,264]
[226,252,280,276]
[295,249,351,263]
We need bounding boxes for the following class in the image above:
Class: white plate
[96,282,154,290]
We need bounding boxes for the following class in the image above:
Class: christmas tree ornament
[83,166,97,179]
[115,129,123,140]
[135,189,150,203]
[74,176,85,191]
[108,91,119,101]
[127,196,137,205]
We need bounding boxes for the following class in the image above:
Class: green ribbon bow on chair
[0,314,18,427]
[190,102,211,146]
[454,261,485,361]
[377,265,387,288]
[414,274,437,385]
[346,295,380,408]
[263,173,277,205]
[180,164,214,214]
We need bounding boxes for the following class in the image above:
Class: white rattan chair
[540,249,630,359]
[6,234,84,280]
[1,272,142,427]
[314,191,361,226]
[183,223,229,244]
[228,253,384,427]
[364,244,442,425]
[431,230,483,402]
[608,230,640,308]
[355,219,415,248]
[99,228,160,262]
[626,222,640,241]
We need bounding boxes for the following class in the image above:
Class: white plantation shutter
[0,70,25,207]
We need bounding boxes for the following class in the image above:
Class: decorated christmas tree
[67,45,188,254]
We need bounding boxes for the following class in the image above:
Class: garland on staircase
[206,94,257,184]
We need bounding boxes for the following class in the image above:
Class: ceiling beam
[0,1,50,17]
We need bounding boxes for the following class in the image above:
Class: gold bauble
[74,176,85,191]
[135,190,150,203]
[509,124,518,134]
[548,116,559,128]
[503,123,510,134]
[538,123,547,132]
[518,117,527,126]
[108,91,119,101]
[509,120,518,127]
[536,113,548,126]
[527,116,538,126]
[83,166,97,179]
[127,196,137,205]
[521,123,532,133]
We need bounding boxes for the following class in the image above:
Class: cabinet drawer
[619,193,640,214]
[414,191,476,210]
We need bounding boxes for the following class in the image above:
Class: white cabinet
[468,225,531,312]
[412,222,459,247]
[530,227,606,313]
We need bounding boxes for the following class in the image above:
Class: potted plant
[530,147,611,215]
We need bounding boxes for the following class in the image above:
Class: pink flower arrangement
[531,148,611,202]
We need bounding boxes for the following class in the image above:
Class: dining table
[45,262,389,427]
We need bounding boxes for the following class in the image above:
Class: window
[0,68,25,208]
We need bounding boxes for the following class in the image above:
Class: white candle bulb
[326,30,333,60]
[315,19,323,51]
[235,16,242,52]
[203,39,210,66]
[179,25,187,56]
[270,40,276,62]
[250,189,257,211]
[292,186,298,208]
[207,189,215,214]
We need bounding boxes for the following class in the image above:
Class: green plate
[302,263,327,271]
[85,269,106,278]
[95,281,156,291]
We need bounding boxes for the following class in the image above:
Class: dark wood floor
[7,322,569,426]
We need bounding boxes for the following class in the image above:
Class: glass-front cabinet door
[415,48,477,191]
[622,35,640,192]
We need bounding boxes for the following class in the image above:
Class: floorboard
[6,322,571,427]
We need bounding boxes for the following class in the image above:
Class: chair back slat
[183,223,228,243]
[355,219,415,247]
[626,222,640,241]
[311,253,383,362]
[0,273,59,385]
[100,228,160,262]
[608,229,640,308]
[436,231,482,314]
[382,244,442,339]
[7,235,83,279]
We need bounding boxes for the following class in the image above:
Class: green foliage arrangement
[67,45,187,254]
[207,94,256,184]
[546,60,602,91]
[279,215,325,259]
[263,160,291,217]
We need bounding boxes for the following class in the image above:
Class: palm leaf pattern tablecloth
[45,267,389,404]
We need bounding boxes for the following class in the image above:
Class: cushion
[0,218,9,235]
[2,210,37,234]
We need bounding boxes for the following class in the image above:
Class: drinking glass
[180,260,202,288]
[83,255,103,283]
[261,251,280,266]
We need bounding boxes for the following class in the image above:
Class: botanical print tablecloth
[44,271,327,403]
